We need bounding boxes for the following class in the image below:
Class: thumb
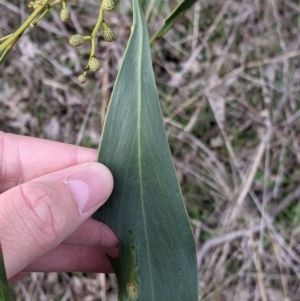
[0,162,113,279]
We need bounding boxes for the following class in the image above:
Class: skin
[0,132,119,282]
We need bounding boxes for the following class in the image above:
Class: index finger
[0,132,98,192]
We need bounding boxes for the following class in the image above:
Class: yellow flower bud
[89,57,101,72]
[102,0,114,11]
[60,8,71,22]
[69,34,85,47]
[103,28,115,42]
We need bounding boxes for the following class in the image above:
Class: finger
[8,272,29,283]
[0,132,97,192]
[24,245,118,274]
[0,162,113,279]
[63,218,119,247]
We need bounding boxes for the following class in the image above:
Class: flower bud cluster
[102,0,114,11]
[69,34,85,47]
[60,8,71,22]
[65,0,116,83]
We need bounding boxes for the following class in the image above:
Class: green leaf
[150,0,199,46]
[93,0,198,300]
[0,245,13,301]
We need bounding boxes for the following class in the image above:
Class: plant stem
[32,1,60,27]
[0,0,52,52]
[0,34,13,44]
[100,21,109,30]
[84,3,104,69]
[90,6,104,57]
[61,0,67,9]
[0,37,18,63]
[92,7,104,38]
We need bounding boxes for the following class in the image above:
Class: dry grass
[1,0,300,300]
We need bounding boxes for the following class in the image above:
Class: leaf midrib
[136,2,154,298]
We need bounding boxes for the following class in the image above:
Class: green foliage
[1,0,200,299]
[150,0,199,46]
[93,0,198,300]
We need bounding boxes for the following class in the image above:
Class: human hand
[0,132,118,282]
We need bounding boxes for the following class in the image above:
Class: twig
[169,1,231,87]
[259,112,272,255]
[197,186,300,269]
[206,93,240,196]
[272,143,286,199]
[171,49,300,118]
[271,186,300,217]
[220,50,300,85]
[191,1,201,52]
[184,103,201,133]
[166,123,227,177]
[271,235,291,301]
[285,0,300,12]
[249,231,269,301]
[0,0,52,52]
[197,225,261,270]
[230,134,267,221]
[0,0,61,35]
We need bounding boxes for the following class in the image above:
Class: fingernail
[66,164,113,214]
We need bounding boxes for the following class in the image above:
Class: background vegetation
[1,0,300,300]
